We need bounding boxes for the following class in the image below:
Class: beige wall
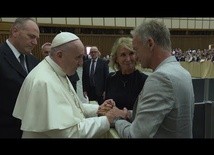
[1,17,214,29]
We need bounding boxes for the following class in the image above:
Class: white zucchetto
[51,32,79,48]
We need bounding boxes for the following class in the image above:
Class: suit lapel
[3,46,27,77]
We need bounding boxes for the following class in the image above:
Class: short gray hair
[131,20,172,51]
[12,18,37,30]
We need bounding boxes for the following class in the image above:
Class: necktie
[90,60,95,76]
[19,54,27,72]
[90,60,95,86]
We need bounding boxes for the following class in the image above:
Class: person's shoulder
[27,54,41,63]
[110,71,117,76]
[98,58,108,63]
[84,59,91,64]
[136,70,148,78]
[0,42,4,48]
[0,42,7,50]
[0,42,11,57]
[107,71,117,78]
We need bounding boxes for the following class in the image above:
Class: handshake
[97,99,131,127]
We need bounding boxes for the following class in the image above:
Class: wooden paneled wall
[79,35,123,57]
[33,34,55,60]
[0,32,123,60]
[1,32,214,60]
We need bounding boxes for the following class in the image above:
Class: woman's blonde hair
[109,37,138,71]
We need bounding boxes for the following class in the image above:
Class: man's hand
[105,106,129,127]
[97,99,115,116]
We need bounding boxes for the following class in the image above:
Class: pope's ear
[56,50,63,58]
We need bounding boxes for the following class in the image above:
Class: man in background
[82,46,109,105]
[41,42,51,58]
[0,18,40,138]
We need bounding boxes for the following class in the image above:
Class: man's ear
[147,38,155,50]
[11,26,19,38]
[56,50,63,58]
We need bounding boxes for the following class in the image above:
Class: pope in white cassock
[12,32,115,138]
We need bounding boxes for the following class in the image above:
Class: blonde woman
[104,37,148,110]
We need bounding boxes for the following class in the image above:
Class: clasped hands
[97,99,131,126]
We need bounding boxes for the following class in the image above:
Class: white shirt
[6,39,28,71]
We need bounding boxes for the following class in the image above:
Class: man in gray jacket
[105,20,195,138]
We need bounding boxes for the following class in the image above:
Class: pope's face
[62,40,84,76]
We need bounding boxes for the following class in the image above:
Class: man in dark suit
[82,46,109,105]
[0,18,40,138]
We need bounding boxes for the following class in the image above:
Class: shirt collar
[6,39,22,60]
[92,58,98,62]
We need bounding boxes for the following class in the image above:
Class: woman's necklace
[120,80,128,87]
[119,71,133,87]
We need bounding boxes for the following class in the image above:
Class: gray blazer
[115,56,195,138]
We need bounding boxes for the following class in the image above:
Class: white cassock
[13,56,110,138]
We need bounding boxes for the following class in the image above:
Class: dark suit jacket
[0,42,40,138]
[67,71,79,92]
[82,58,109,97]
